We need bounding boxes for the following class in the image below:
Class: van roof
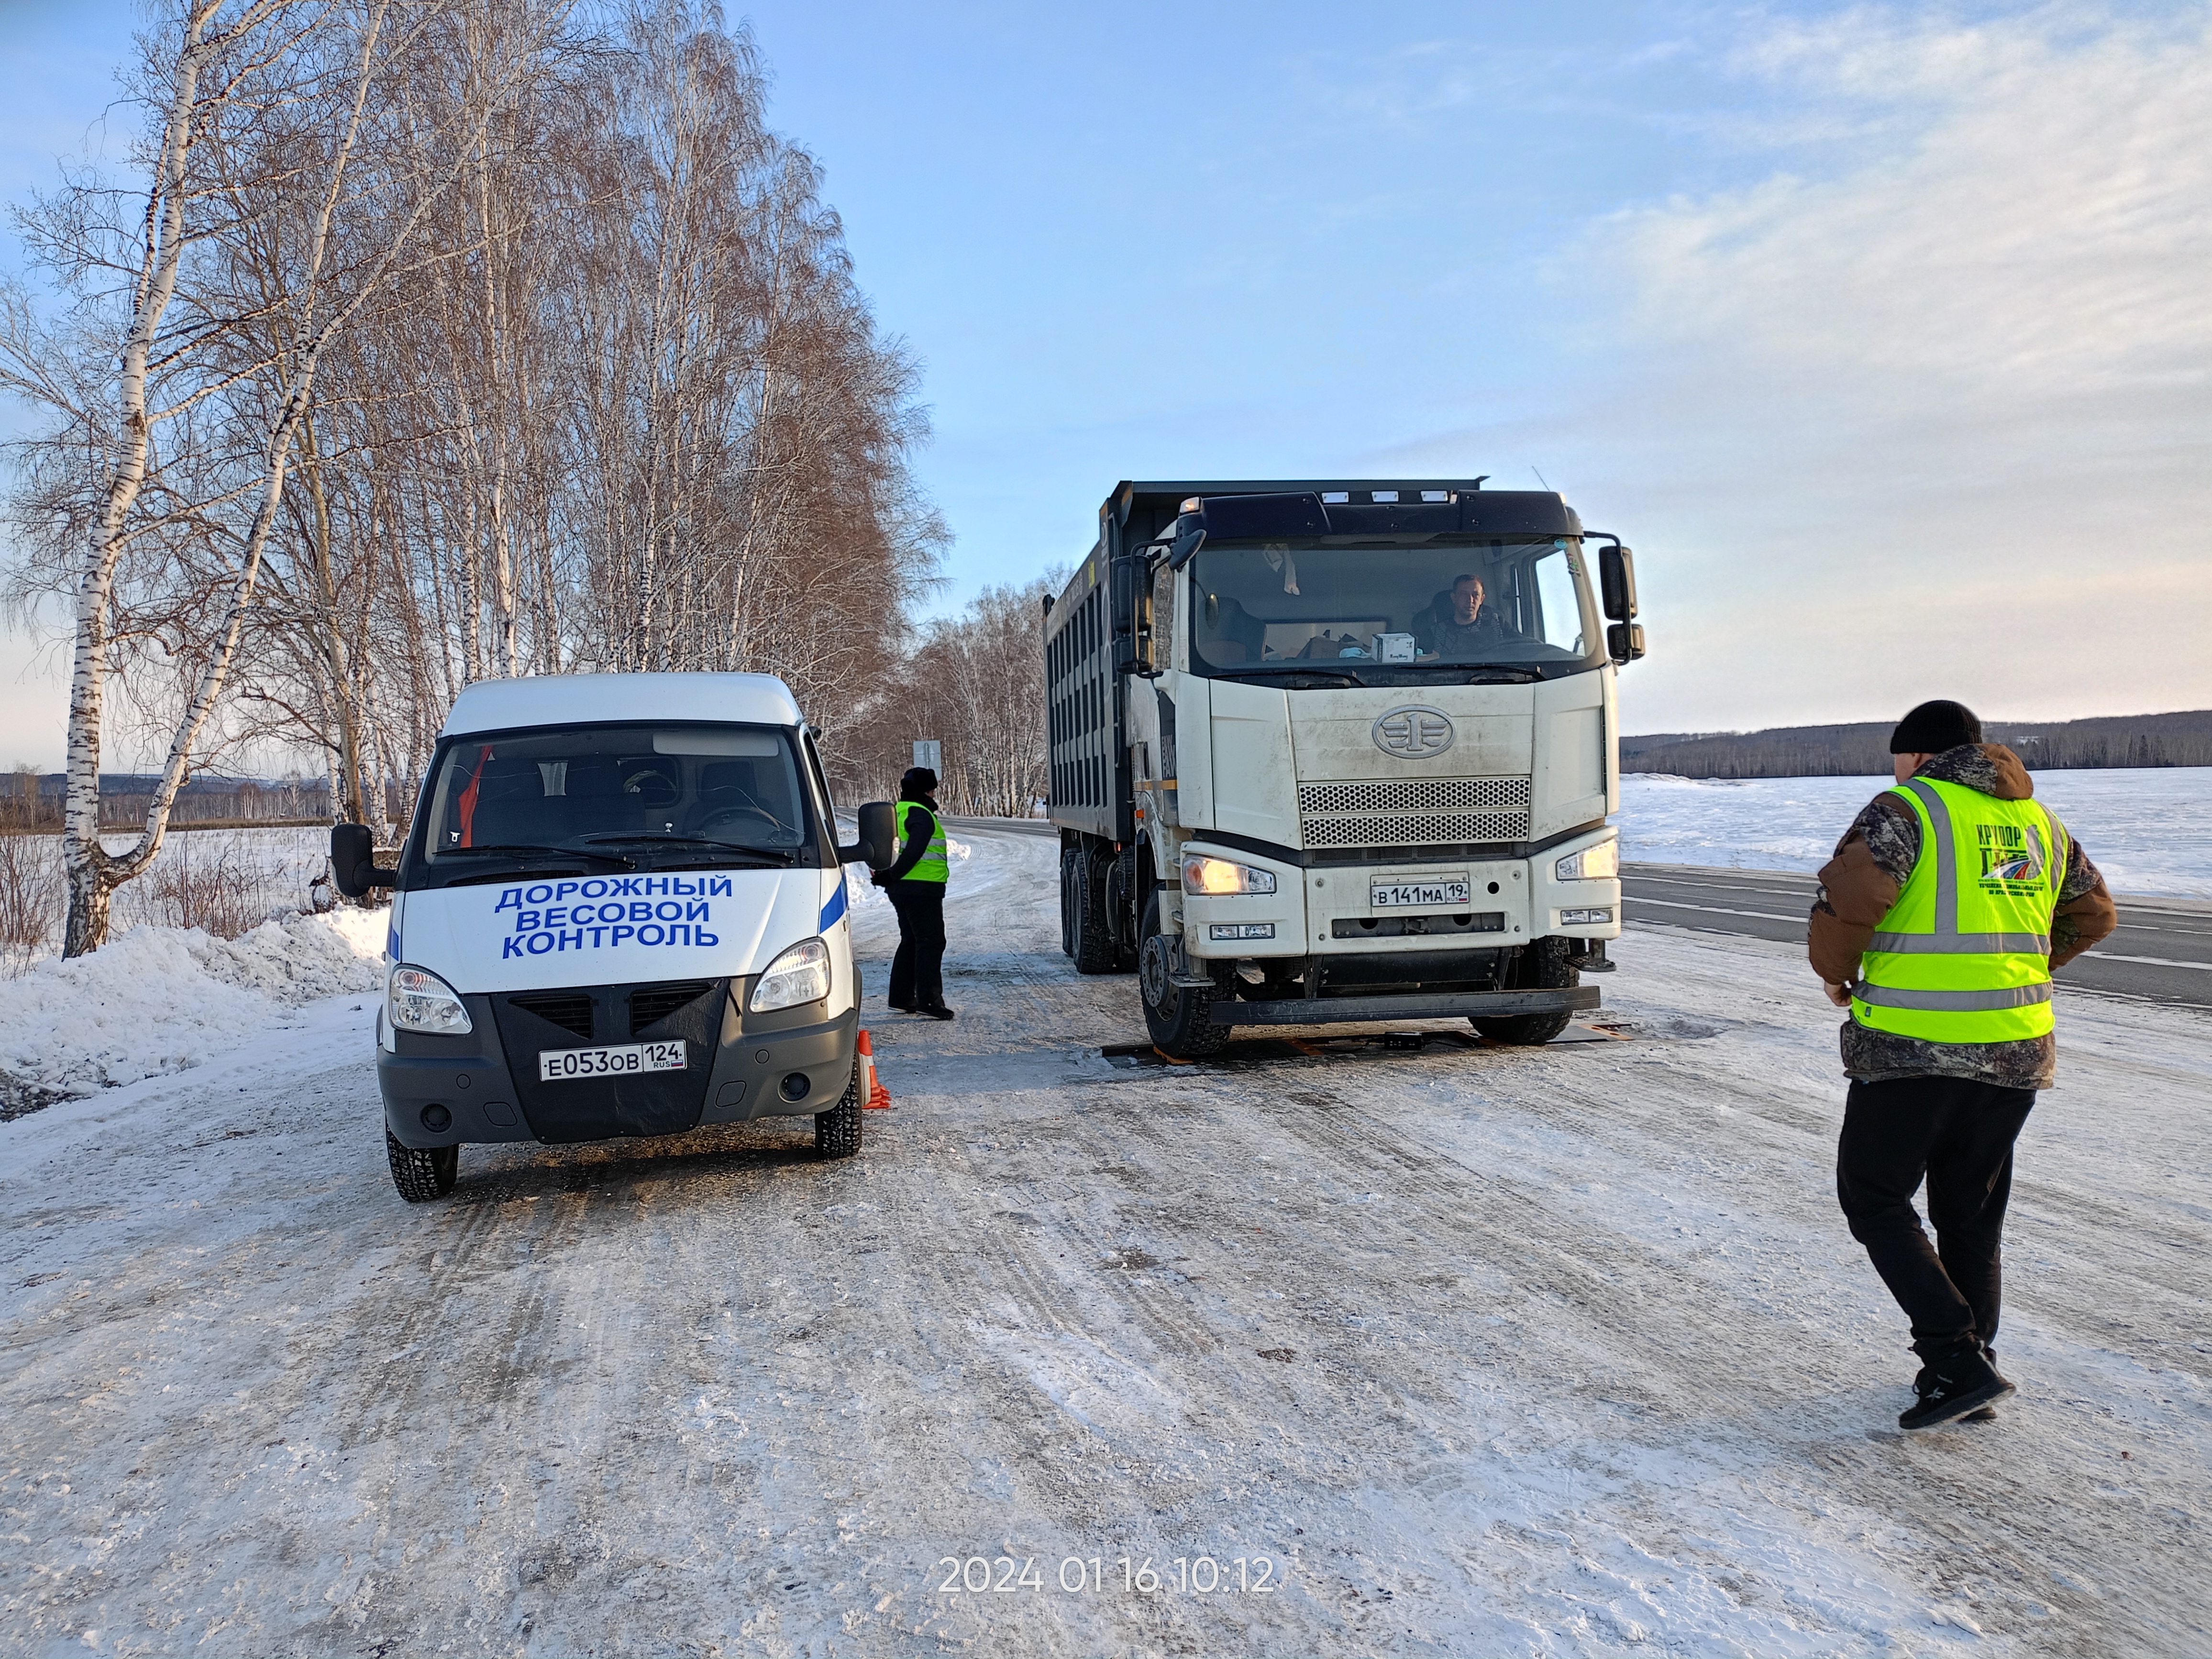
[441,673,804,738]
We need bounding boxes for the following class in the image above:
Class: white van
[332,673,893,1202]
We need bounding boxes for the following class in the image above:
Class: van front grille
[1299,776,1531,848]
[630,980,716,1035]
[505,991,596,1040]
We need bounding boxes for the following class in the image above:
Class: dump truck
[1044,479,1646,1058]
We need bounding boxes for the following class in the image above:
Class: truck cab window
[1188,537,1601,677]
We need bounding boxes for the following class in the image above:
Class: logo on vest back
[1976,821,2045,890]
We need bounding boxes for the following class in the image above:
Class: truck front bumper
[1207,986,1599,1027]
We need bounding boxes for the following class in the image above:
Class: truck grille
[1299,776,1531,849]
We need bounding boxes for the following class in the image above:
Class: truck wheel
[814,1059,863,1160]
[1138,893,1230,1058]
[1108,847,1140,971]
[1072,845,1118,974]
[387,1131,458,1202]
[1471,936,1580,1046]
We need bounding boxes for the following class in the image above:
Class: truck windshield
[412,721,818,884]
[1186,537,1602,677]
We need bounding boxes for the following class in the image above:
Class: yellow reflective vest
[1851,778,2069,1043]
[892,799,949,883]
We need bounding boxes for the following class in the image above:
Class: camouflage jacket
[1808,743,2118,1089]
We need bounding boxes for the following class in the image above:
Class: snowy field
[3,826,2208,1656]
[1622,767,2212,897]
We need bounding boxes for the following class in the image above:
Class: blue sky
[2,0,2208,763]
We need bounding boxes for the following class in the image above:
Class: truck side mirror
[1166,524,1206,570]
[331,822,397,897]
[1599,544,1638,620]
[840,800,897,869]
[1607,621,1647,663]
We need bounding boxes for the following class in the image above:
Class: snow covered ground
[3,825,2207,1656]
[1621,767,2212,897]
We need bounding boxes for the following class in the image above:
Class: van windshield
[412,722,819,884]
[1186,536,1602,677]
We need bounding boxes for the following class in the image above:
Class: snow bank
[1622,765,2212,896]
[0,906,385,1095]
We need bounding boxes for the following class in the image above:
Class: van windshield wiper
[438,842,636,869]
[579,833,799,866]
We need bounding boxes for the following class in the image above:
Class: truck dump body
[1045,479,1642,1055]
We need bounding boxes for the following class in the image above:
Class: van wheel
[387,1132,458,1202]
[1139,893,1230,1059]
[814,1062,863,1160]
[1471,936,1579,1046]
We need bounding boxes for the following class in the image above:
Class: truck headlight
[750,937,830,1012]
[389,965,472,1034]
[1556,839,1619,882]
[1182,855,1277,896]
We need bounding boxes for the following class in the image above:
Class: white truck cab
[1046,480,1647,1058]
[332,673,894,1202]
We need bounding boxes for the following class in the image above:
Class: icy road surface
[3,826,2209,1657]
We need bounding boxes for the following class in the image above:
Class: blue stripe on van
[820,878,849,931]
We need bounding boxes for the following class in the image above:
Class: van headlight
[389,965,472,1034]
[750,937,831,1012]
[1182,855,1277,896]
[1556,839,1620,882]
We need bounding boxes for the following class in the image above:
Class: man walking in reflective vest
[1811,700,2115,1430]
[876,766,954,1019]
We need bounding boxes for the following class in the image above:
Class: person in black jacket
[875,768,954,1019]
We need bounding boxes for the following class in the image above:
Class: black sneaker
[1900,1346,2014,1432]
[917,1004,956,1021]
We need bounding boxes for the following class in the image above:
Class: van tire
[1071,845,1117,975]
[814,1062,863,1160]
[1471,936,1579,1046]
[1139,892,1230,1059]
[387,1132,458,1202]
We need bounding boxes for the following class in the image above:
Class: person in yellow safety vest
[1810,699,2116,1431]
[874,766,954,1019]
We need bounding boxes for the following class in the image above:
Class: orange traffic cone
[857,1028,894,1110]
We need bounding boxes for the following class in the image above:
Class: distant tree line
[1623,710,2212,778]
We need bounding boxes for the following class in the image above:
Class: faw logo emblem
[1372,705,1455,760]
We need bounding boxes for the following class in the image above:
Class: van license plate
[539,1040,687,1082]
[1371,878,1472,909]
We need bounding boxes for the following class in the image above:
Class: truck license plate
[1371,877,1472,909]
[539,1040,687,1082]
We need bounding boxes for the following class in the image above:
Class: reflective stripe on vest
[1849,777,2067,1043]
[893,799,950,883]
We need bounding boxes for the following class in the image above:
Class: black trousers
[1836,1075,2035,1357]
[885,880,946,1010]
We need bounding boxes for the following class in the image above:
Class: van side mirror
[1599,545,1638,620]
[331,822,397,897]
[840,800,897,869]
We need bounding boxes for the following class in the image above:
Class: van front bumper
[380,986,858,1150]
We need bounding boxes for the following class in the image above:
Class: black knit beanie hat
[899,767,939,797]
[1889,699,1982,755]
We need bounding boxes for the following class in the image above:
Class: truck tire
[1139,892,1230,1058]
[814,1059,863,1159]
[1072,844,1118,974]
[1471,936,1580,1046]
[1108,847,1140,972]
[1059,849,1079,958]
[387,1131,458,1202]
